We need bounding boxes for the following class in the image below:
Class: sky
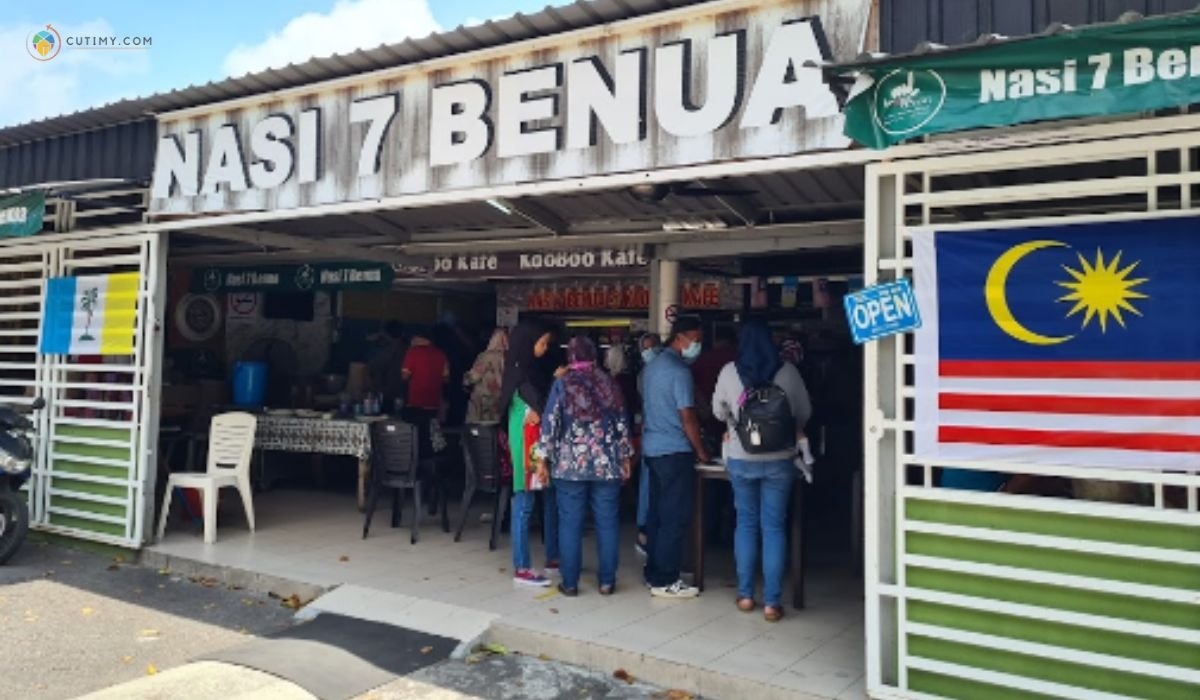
[0,0,569,129]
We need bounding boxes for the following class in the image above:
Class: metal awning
[163,164,867,267]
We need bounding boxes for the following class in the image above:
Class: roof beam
[695,180,761,227]
[494,197,569,235]
[347,213,411,241]
[174,225,418,267]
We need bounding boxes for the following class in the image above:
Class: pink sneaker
[513,569,552,587]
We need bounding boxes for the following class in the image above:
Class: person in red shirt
[401,328,449,457]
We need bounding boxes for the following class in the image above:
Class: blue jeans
[643,452,695,587]
[636,459,650,531]
[555,479,620,589]
[511,488,559,572]
[728,458,794,607]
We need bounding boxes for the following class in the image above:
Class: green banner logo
[873,69,947,136]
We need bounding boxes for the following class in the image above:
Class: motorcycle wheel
[0,487,30,565]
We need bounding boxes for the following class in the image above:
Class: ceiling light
[486,198,512,215]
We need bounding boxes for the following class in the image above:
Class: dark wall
[0,119,156,189]
[882,0,1198,52]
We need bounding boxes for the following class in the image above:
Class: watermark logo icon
[28,24,61,61]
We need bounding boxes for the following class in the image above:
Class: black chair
[362,420,424,544]
[456,424,510,550]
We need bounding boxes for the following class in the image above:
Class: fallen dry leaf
[106,564,121,572]
[138,629,161,640]
[653,691,694,700]
[157,568,170,576]
[80,607,96,617]
[534,589,558,601]
[338,555,350,562]
[613,669,635,685]
[281,594,303,610]
[537,654,551,662]
[121,656,134,664]
[420,646,434,654]
[549,608,559,614]
[146,664,158,676]
[113,555,126,564]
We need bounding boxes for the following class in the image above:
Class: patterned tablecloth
[255,415,372,460]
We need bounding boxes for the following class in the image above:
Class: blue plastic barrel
[232,361,268,408]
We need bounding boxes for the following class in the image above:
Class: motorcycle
[0,397,42,565]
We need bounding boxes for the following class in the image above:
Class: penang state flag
[914,216,1200,471]
[41,272,140,356]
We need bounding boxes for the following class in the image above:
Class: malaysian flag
[914,216,1200,472]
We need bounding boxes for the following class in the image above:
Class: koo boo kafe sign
[150,1,870,214]
[842,11,1200,149]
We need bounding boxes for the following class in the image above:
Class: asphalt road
[2,540,679,700]
[0,538,296,700]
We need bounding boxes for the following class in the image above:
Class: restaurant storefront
[4,1,1198,698]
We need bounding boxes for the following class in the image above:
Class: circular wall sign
[664,304,680,324]
[175,293,222,342]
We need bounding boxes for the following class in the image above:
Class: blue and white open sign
[843,279,922,344]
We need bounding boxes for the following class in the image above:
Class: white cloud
[0,19,150,129]
[223,0,441,77]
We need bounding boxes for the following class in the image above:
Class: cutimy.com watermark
[27,23,153,61]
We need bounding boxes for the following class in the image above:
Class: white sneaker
[650,580,700,599]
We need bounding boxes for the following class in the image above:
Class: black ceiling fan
[628,181,757,203]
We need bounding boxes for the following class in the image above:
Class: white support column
[650,258,679,336]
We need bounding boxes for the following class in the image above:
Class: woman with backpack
[712,320,811,622]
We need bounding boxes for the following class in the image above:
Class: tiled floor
[152,488,866,699]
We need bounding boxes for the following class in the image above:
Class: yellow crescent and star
[984,239,1149,345]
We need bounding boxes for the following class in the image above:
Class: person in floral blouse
[464,328,508,424]
[536,336,634,597]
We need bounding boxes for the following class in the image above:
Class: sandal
[763,606,784,623]
[736,598,756,612]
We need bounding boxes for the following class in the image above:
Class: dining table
[690,461,807,609]
[254,413,374,508]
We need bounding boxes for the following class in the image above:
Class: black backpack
[735,381,795,454]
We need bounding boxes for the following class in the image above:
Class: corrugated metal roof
[0,0,710,147]
[829,6,1200,70]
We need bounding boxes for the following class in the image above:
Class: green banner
[0,191,46,238]
[192,262,394,293]
[842,11,1200,149]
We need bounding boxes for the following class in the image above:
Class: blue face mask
[681,340,702,363]
[641,348,660,364]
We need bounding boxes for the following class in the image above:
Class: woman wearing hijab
[536,336,633,596]
[712,320,811,621]
[499,321,560,587]
[464,329,508,424]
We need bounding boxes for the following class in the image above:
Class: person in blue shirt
[641,316,711,599]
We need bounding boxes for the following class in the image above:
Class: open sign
[843,279,922,344]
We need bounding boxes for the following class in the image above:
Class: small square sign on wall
[843,279,922,344]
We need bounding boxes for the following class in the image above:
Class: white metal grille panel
[864,116,1200,700]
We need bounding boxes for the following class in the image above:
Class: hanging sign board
[0,191,46,238]
[150,0,870,215]
[500,278,735,312]
[41,273,141,355]
[842,11,1200,149]
[843,279,921,344]
[192,262,394,293]
[432,247,647,279]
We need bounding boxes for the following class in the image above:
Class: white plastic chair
[157,412,257,544]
